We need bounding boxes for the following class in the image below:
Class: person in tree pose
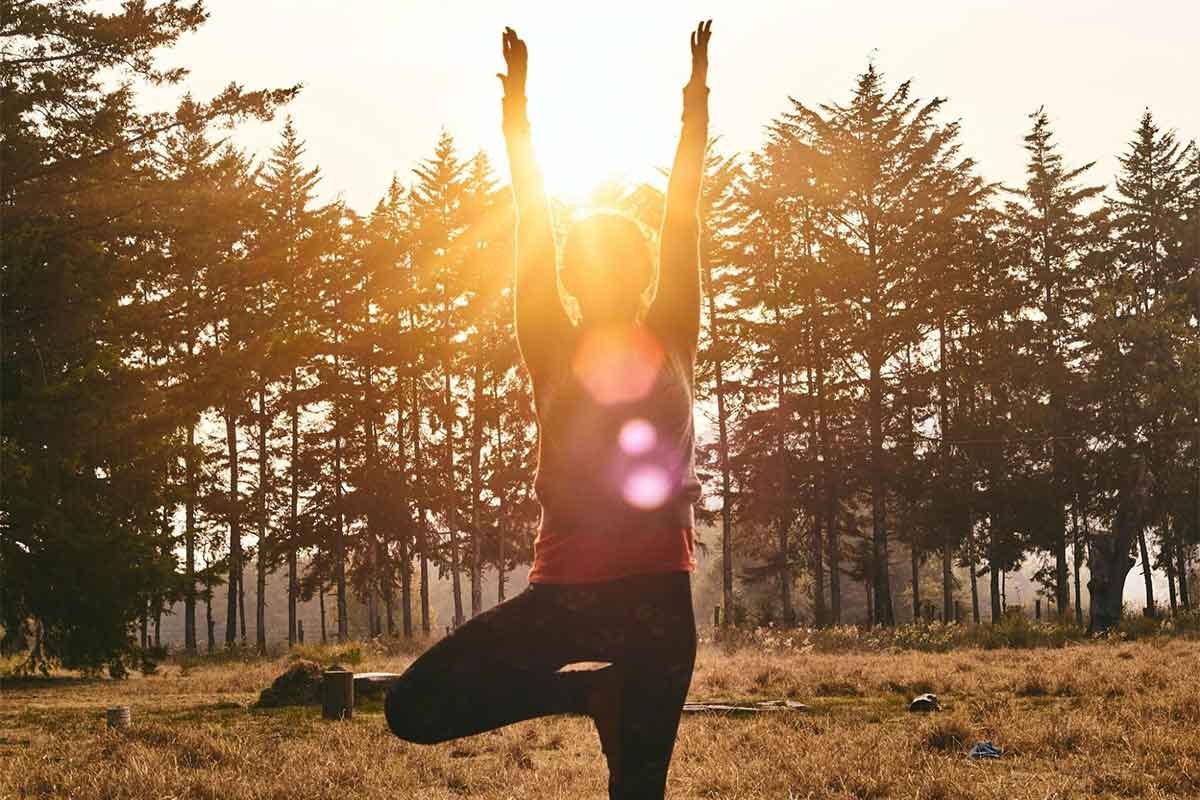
[386,20,712,799]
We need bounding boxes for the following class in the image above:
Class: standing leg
[602,572,698,800]
[385,583,599,744]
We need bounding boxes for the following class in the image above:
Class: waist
[528,524,697,585]
[538,498,696,535]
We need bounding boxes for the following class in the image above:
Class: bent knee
[385,679,447,745]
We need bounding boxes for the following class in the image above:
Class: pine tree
[783,65,981,625]
[1003,108,1106,618]
[257,117,325,647]
[410,131,470,627]
[1,0,292,669]
[693,143,746,627]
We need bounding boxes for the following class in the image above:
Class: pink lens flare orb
[571,325,664,406]
[618,418,657,455]
[622,465,672,510]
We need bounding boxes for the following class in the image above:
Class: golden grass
[4,638,1200,798]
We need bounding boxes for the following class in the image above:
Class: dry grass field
[4,636,1200,799]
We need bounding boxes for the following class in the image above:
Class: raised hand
[689,19,712,88]
[496,26,528,97]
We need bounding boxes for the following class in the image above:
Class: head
[560,212,654,326]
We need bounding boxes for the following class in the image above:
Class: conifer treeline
[4,3,1199,670]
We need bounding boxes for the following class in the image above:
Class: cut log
[322,669,354,720]
[681,699,808,715]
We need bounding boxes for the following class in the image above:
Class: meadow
[5,626,1200,799]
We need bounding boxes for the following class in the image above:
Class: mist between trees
[3,1,1199,673]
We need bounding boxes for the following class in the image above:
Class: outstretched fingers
[690,20,712,57]
[499,27,528,92]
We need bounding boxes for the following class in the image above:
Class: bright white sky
[143,0,1200,213]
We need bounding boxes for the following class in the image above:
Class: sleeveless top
[526,321,701,583]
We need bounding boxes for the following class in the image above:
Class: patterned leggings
[384,570,697,799]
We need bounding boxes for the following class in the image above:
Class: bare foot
[586,664,624,780]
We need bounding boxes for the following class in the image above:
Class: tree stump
[106,705,131,728]
[322,669,354,720]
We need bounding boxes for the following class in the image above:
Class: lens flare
[571,325,664,405]
[622,465,671,510]
[618,418,657,455]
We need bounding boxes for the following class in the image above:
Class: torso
[529,321,701,537]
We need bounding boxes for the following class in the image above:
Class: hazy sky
[143,0,1200,212]
[133,0,1194,605]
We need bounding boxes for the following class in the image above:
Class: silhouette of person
[386,21,712,800]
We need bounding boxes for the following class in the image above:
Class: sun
[526,82,673,206]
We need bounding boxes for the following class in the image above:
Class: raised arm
[497,27,570,376]
[646,19,711,354]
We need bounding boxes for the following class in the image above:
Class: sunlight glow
[618,418,657,455]
[570,325,664,405]
[622,464,671,510]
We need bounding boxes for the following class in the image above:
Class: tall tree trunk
[911,545,920,622]
[445,369,464,627]
[868,356,894,626]
[397,388,414,638]
[1050,411,1070,618]
[938,322,954,623]
[700,189,737,628]
[319,583,327,644]
[184,421,197,654]
[205,585,214,654]
[1088,463,1145,632]
[989,527,1002,623]
[777,521,792,627]
[1072,502,1084,625]
[1137,526,1156,616]
[827,459,841,624]
[256,383,269,655]
[238,561,247,645]
[1166,535,1178,615]
[255,553,266,653]
[365,407,381,639]
[469,363,484,617]
[774,356,793,626]
[335,426,348,641]
[288,367,300,648]
[366,535,379,637]
[812,508,826,627]
[806,311,825,628]
[223,406,242,647]
[968,537,980,624]
[494,396,508,605]
[810,269,830,629]
[864,580,873,628]
[412,381,431,634]
[942,539,953,623]
[399,534,413,637]
[1177,537,1191,610]
[717,356,734,627]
